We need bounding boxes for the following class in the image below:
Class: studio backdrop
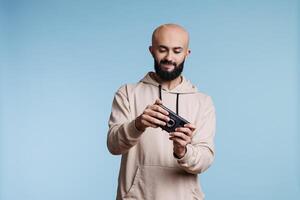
[0,0,299,199]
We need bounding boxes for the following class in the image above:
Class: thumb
[155,99,163,105]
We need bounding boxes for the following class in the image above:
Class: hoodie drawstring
[158,85,162,100]
[158,85,179,115]
[176,93,179,115]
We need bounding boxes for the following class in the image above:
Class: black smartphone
[159,104,189,133]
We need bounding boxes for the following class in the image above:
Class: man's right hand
[135,99,170,132]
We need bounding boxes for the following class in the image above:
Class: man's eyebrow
[158,45,168,49]
[158,45,183,50]
[173,47,183,50]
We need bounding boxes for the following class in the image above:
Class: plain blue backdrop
[1,0,299,199]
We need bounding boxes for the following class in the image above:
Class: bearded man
[107,24,216,200]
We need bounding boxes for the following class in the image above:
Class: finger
[142,120,158,128]
[184,123,196,131]
[144,109,170,122]
[169,131,191,142]
[150,104,169,116]
[142,114,167,126]
[175,127,193,137]
[170,137,188,147]
[155,99,163,105]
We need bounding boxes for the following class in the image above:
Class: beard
[154,59,185,81]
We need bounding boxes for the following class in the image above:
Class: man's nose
[165,52,174,62]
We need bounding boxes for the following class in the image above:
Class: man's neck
[151,72,182,90]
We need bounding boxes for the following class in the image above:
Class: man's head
[149,24,191,81]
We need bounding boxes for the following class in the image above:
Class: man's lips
[160,64,175,71]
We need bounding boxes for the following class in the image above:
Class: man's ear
[149,46,153,55]
[149,46,155,58]
[186,49,191,57]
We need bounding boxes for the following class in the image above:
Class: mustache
[160,60,177,67]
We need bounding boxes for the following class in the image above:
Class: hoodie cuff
[176,144,193,164]
[127,120,144,138]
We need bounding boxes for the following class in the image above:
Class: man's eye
[173,48,183,54]
[159,49,167,52]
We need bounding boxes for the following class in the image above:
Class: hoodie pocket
[123,166,141,199]
[123,165,204,200]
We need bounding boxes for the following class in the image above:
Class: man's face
[150,26,190,81]
[154,58,185,81]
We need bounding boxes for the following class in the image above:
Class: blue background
[1,0,299,199]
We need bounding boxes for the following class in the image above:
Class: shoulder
[115,82,141,97]
[193,90,213,102]
[190,90,215,111]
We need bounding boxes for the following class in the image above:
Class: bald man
[107,24,216,200]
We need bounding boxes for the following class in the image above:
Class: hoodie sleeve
[107,85,143,155]
[176,96,216,174]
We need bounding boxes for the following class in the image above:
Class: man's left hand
[169,123,196,159]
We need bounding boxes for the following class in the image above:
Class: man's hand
[135,99,170,132]
[169,123,196,159]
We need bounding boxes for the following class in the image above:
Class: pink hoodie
[107,72,216,200]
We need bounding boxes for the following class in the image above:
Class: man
[107,24,216,200]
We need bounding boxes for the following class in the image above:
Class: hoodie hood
[140,72,198,94]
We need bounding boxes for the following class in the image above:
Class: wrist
[135,117,145,132]
[174,147,186,159]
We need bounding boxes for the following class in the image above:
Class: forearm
[176,95,216,174]
[176,143,215,174]
[107,120,143,155]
